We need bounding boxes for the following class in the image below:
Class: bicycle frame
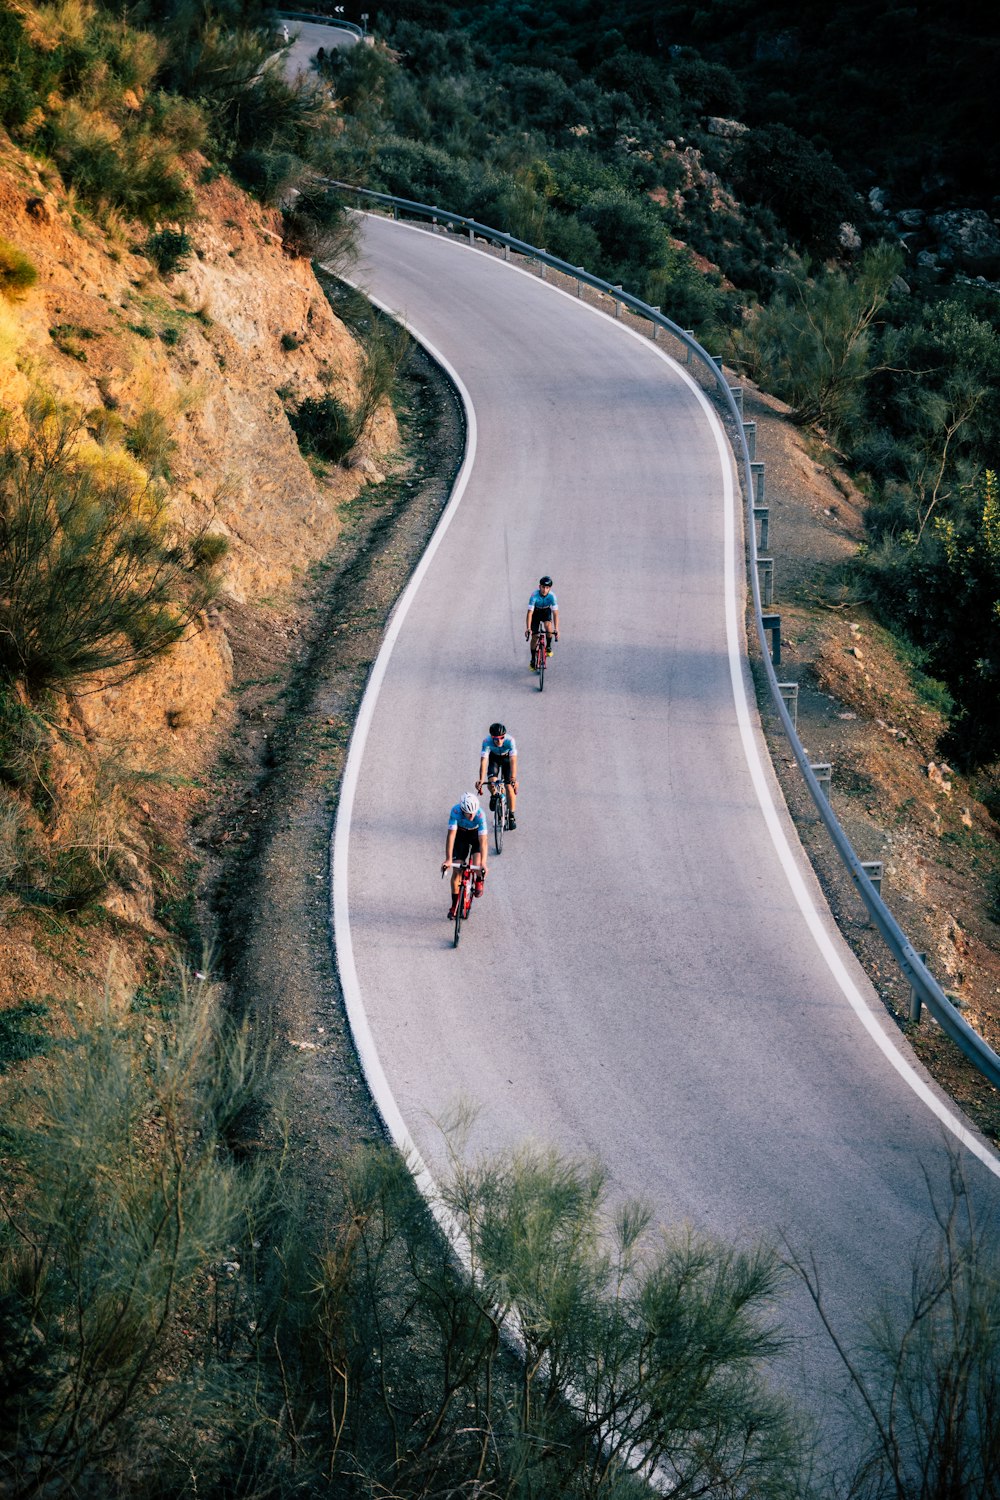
[443,856,483,946]
[487,774,508,853]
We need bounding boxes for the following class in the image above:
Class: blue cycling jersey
[448,803,488,834]
[528,589,558,610]
[481,734,517,758]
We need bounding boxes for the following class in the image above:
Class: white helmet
[460,791,480,818]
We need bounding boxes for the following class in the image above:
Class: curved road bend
[282,18,358,80]
[334,214,999,1390]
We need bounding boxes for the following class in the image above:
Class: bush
[0,237,37,300]
[280,181,357,267]
[143,227,192,274]
[0,978,276,1494]
[288,393,358,463]
[0,397,208,697]
[124,405,175,477]
[733,123,856,255]
[0,998,49,1070]
[373,134,474,207]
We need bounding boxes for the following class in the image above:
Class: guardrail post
[810,762,833,798]
[468,223,475,244]
[576,268,585,297]
[684,331,694,363]
[754,504,769,551]
[761,613,781,665]
[743,420,757,459]
[756,556,774,606]
[649,307,661,339]
[392,203,398,220]
[503,242,510,261]
[777,681,798,728]
[751,461,765,504]
[730,385,743,415]
[539,253,548,280]
[909,954,928,1023]
[612,285,623,317]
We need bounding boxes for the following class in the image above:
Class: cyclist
[476,721,518,830]
[525,575,559,669]
[442,791,488,920]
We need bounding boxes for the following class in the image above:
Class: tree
[786,1157,1000,1499]
[734,243,903,436]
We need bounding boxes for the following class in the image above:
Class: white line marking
[329,299,480,1219]
[331,218,1000,1187]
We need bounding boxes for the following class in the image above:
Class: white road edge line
[329,219,1000,1210]
[329,289,478,1243]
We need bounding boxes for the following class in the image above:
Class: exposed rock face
[706,116,748,139]
[0,138,398,999]
[927,208,1000,270]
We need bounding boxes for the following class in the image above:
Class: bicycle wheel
[537,637,546,691]
[494,792,504,854]
[453,882,463,947]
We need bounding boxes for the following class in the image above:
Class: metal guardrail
[276,9,364,39]
[329,181,1000,1094]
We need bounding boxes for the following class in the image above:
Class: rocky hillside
[0,136,396,1020]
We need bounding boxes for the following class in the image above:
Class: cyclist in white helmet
[442,791,488,919]
[525,575,559,669]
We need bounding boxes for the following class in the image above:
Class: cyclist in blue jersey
[442,791,488,919]
[476,721,519,829]
[525,575,559,669]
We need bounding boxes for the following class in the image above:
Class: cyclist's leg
[502,758,515,814]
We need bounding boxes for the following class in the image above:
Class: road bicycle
[530,628,556,690]
[442,857,485,947]
[485,774,508,853]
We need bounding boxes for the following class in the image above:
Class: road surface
[332,213,1000,1398]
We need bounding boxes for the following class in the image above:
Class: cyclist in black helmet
[525,575,559,670]
[476,721,519,829]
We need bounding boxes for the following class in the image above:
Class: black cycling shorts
[488,750,514,784]
[452,825,480,862]
[531,605,553,629]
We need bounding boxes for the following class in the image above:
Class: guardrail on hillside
[277,9,364,39]
[329,180,1000,1095]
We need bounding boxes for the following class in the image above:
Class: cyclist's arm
[477,753,489,787]
[525,607,534,634]
[552,607,560,634]
[442,827,456,870]
[478,831,489,872]
[510,752,518,788]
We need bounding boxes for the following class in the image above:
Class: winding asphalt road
[281,17,358,80]
[332,214,1000,1390]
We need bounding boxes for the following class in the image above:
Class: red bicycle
[442,856,485,947]
[529,627,556,690]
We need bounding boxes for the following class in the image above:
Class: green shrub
[144,227,192,274]
[0,999,49,1071]
[0,397,206,697]
[189,531,229,570]
[288,393,358,463]
[124,405,175,476]
[0,237,37,300]
[280,331,300,351]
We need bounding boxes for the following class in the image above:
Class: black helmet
[539,575,553,587]
[489,721,506,737]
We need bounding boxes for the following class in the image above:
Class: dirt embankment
[0,142,396,1018]
[743,385,1000,1140]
